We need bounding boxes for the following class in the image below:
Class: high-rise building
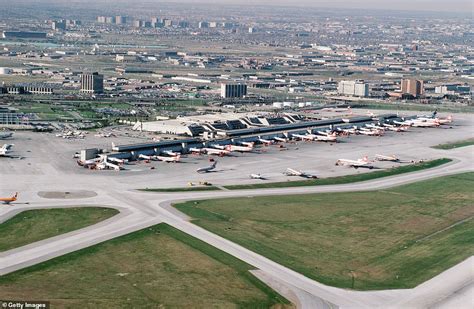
[221,83,247,99]
[52,20,67,31]
[199,21,209,29]
[401,79,424,97]
[337,80,369,97]
[81,72,104,94]
[115,16,127,25]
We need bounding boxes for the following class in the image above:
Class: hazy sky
[5,0,474,13]
[150,0,472,13]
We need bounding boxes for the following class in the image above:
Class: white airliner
[250,173,266,180]
[240,141,254,147]
[0,144,14,156]
[383,124,409,132]
[77,157,101,168]
[226,144,253,152]
[338,127,358,135]
[365,123,386,131]
[292,133,317,141]
[258,138,273,145]
[358,128,384,136]
[162,150,180,157]
[375,154,400,162]
[202,148,231,156]
[156,155,181,163]
[0,132,13,139]
[394,118,440,127]
[273,137,289,143]
[196,161,217,173]
[284,168,318,179]
[108,157,127,164]
[139,154,158,161]
[189,147,204,154]
[336,156,374,169]
[315,132,338,142]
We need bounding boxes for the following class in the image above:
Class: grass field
[0,207,118,252]
[0,224,290,308]
[140,186,221,192]
[175,173,474,290]
[432,138,474,150]
[224,158,451,190]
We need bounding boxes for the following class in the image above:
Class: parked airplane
[240,141,254,148]
[202,148,231,156]
[358,128,384,136]
[394,118,440,127]
[284,168,318,179]
[197,161,217,173]
[108,157,127,165]
[162,150,180,157]
[273,137,289,143]
[0,192,18,205]
[258,138,273,145]
[338,127,358,135]
[139,154,158,161]
[226,144,253,152]
[189,147,204,154]
[0,144,14,156]
[292,133,317,141]
[156,155,181,163]
[366,123,386,131]
[336,156,374,169]
[0,132,13,139]
[250,173,266,180]
[383,124,409,132]
[375,154,400,162]
[77,158,101,168]
[315,132,338,142]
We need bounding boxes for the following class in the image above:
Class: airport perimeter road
[0,147,472,308]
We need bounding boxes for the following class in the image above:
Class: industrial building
[81,72,104,94]
[337,80,369,97]
[221,83,248,98]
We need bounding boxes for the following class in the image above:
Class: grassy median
[175,172,474,290]
[0,207,119,252]
[139,186,221,192]
[432,138,474,150]
[224,158,452,190]
[0,224,290,308]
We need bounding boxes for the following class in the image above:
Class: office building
[401,79,424,97]
[115,16,127,25]
[221,83,247,98]
[81,72,104,94]
[337,80,369,97]
[199,21,209,29]
[52,20,67,31]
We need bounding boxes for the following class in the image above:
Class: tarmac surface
[0,111,473,308]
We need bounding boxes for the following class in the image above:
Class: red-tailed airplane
[1,193,18,205]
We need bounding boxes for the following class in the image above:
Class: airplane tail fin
[362,156,369,162]
[13,192,18,199]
